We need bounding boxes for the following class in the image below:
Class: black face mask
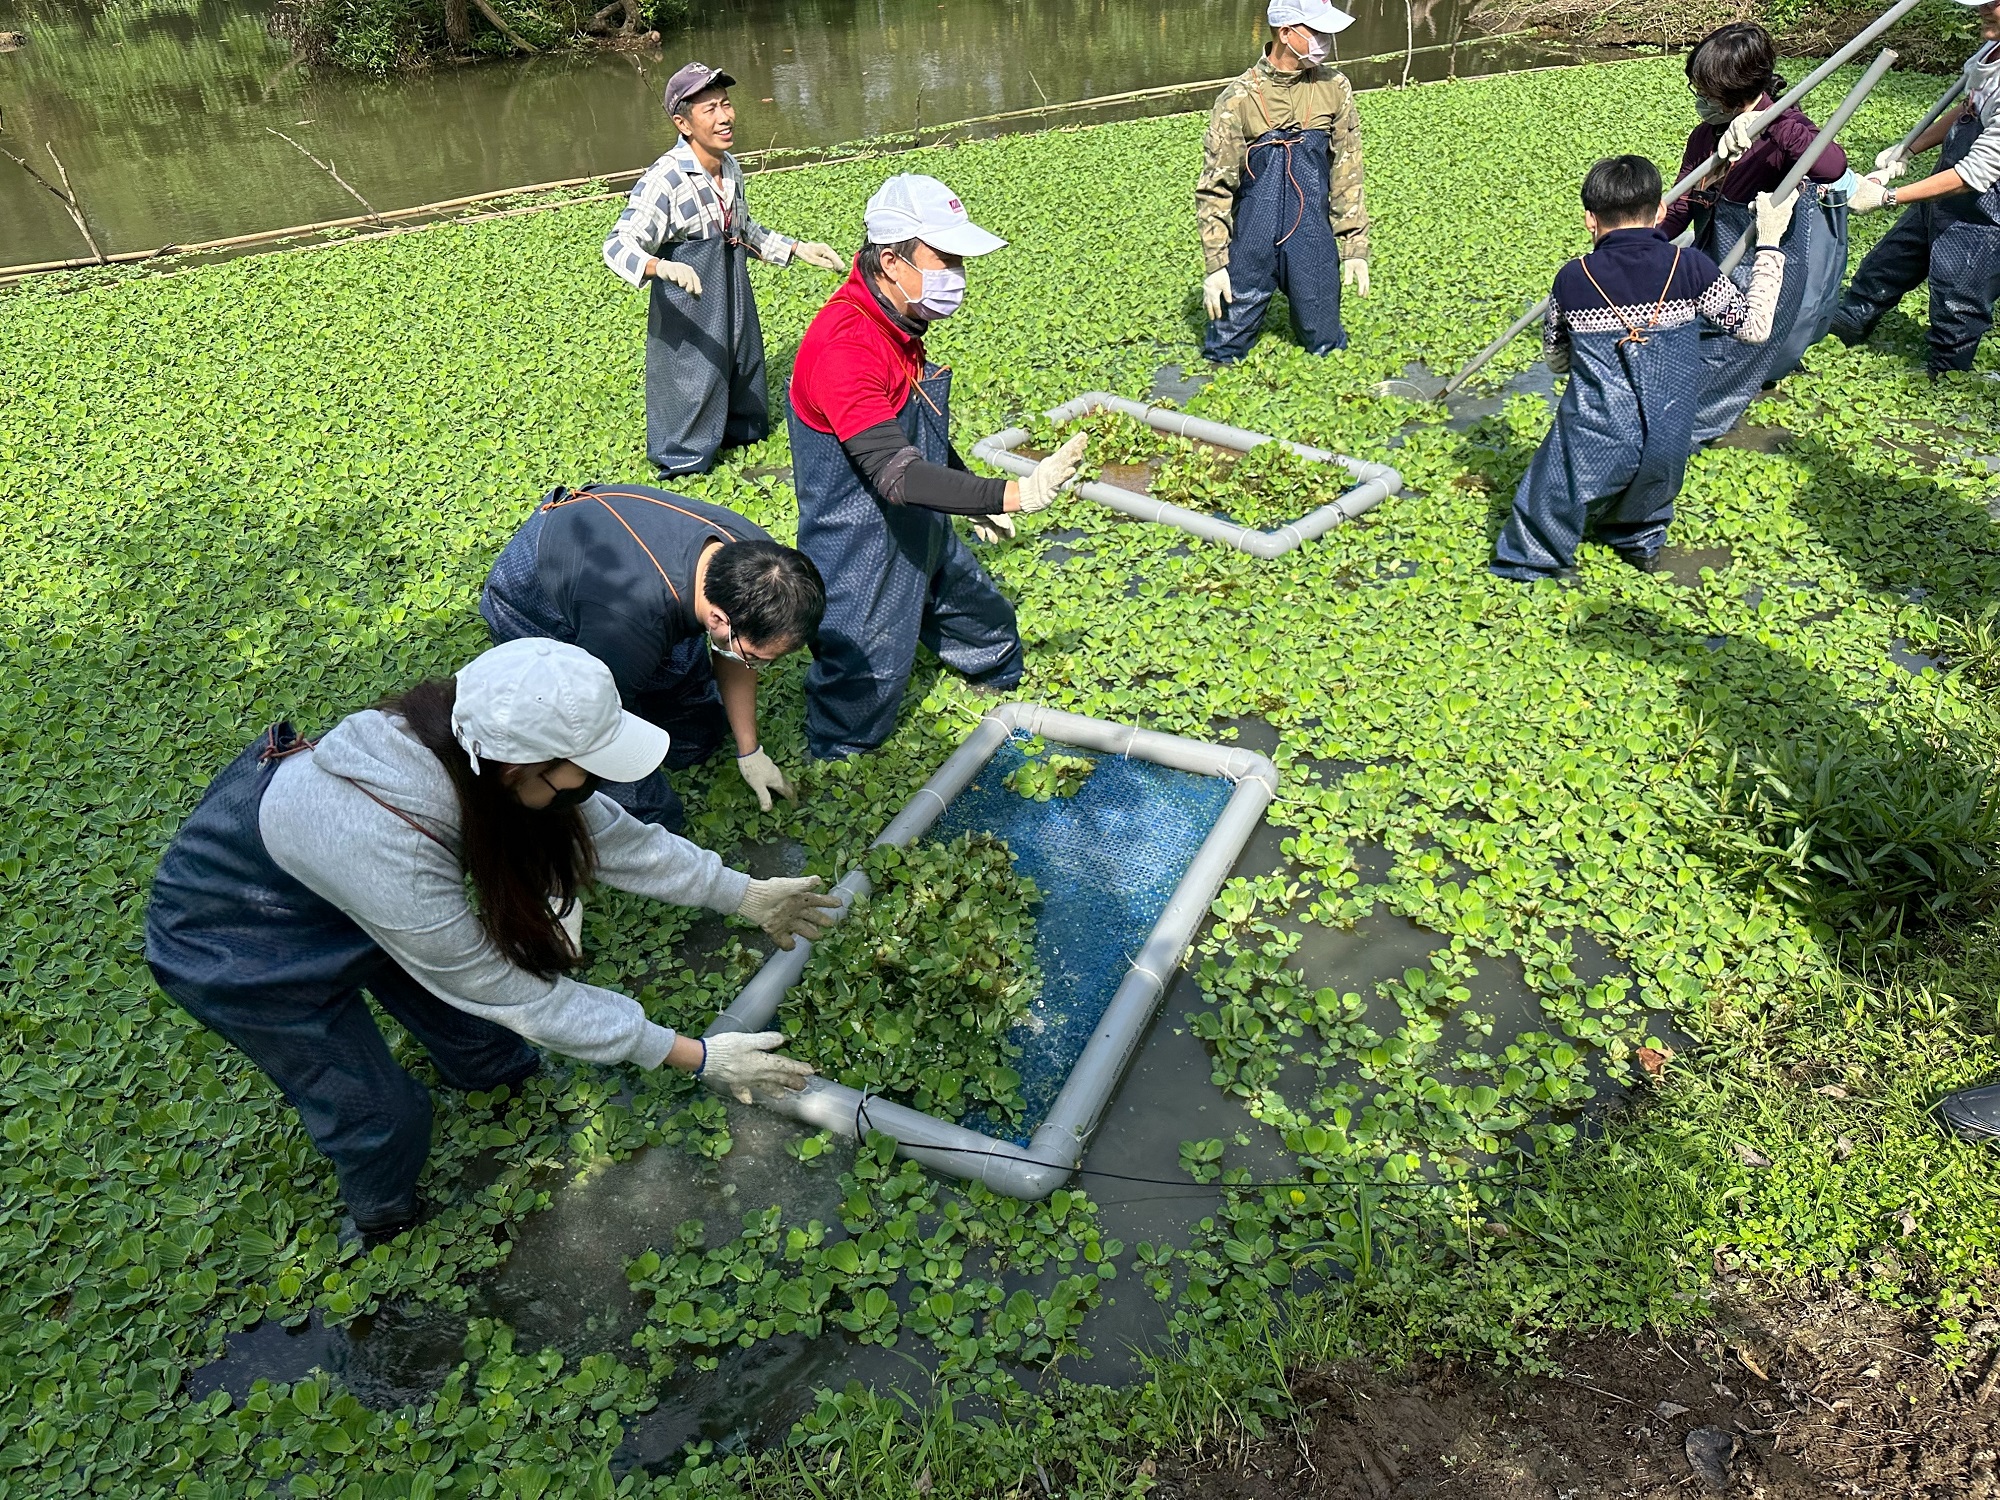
[539,772,601,809]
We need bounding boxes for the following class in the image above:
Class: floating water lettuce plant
[1004,753,1095,801]
[787,834,1040,1124]
[4,54,1999,1500]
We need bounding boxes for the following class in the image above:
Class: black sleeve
[842,420,1008,516]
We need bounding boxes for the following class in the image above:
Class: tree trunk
[587,0,644,36]
[443,0,471,50]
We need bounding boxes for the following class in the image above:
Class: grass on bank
[7,54,2000,1499]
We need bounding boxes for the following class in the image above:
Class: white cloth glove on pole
[736,747,796,812]
[1849,175,1892,214]
[653,260,702,296]
[1754,189,1797,247]
[1016,432,1088,515]
[971,513,1017,544]
[1341,258,1370,297]
[1203,267,1233,320]
[736,875,841,949]
[1718,112,1758,162]
[792,241,849,273]
[1873,145,1910,181]
[698,1031,814,1104]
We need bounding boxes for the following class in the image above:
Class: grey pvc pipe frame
[704,702,1279,1201]
[1437,0,1926,398]
[970,392,1403,559]
[1715,49,1897,278]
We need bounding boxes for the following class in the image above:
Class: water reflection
[0,0,1532,264]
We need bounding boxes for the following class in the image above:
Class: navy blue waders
[480,491,729,832]
[1831,111,2000,374]
[789,365,1022,759]
[646,232,770,475]
[1691,182,1849,444]
[1202,125,1347,365]
[1493,254,1699,579]
[144,726,539,1231]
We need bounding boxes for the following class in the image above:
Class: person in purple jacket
[1661,22,1852,445]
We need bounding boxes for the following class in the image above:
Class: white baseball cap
[863,174,1007,256]
[1268,0,1355,31]
[451,638,670,783]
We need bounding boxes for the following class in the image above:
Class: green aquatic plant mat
[786,833,1041,1127]
[1003,749,1096,801]
[11,54,2000,1499]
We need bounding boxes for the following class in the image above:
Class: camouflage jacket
[1195,55,1368,276]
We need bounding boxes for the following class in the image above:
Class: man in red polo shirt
[786,174,1086,759]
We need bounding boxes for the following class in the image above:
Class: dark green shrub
[1681,733,2000,948]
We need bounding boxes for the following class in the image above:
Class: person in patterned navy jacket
[1492,156,1794,582]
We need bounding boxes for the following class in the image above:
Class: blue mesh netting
[930,734,1237,1139]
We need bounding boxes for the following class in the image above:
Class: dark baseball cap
[664,62,736,118]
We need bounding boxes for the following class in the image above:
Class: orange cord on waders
[1578,245,1683,348]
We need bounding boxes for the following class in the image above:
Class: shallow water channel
[0,0,1578,267]
[188,715,1654,1467]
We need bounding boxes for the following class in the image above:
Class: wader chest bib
[1834,105,2000,373]
[1493,260,1698,579]
[479,488,729,830]
[1202,122,1347,364]
[646,232,769,476]
[788,364,1022,759]
[1691,183,1848,445]
[145,727,536,1228]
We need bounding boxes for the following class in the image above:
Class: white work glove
[1016,432,1088,515]
[971,513,1017,544]
[1753,189,1797,247]
[736,746,796,812]
[735,875,841,950]
[1203,266,1233,320]
[1849,174,1893,215]
[1873,145,1910,182]
[697,1030,814,1104]
[1341,258,1370,297]
[1717,112,1758,162]
[792,240,848,273]
[652,259,702,296]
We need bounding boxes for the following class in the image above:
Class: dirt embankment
[1473,0,1973,74]
[1158,1285,2000,1499]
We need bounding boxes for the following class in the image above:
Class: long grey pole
[1888,74,1967,167]
[1433,0,1926,398]
[1716,48,1897,277]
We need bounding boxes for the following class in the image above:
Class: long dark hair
[382,678,596,979]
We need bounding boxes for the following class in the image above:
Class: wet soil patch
[1156,1285,2000,1499]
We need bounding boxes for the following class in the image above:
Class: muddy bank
[1158,1283,2000,1499]
[1471,0,1974,74]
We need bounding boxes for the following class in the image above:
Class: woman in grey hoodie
[145,639,840,1246]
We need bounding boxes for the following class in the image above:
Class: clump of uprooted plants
[788,833,1041,1125]
[1038,409,1360,531]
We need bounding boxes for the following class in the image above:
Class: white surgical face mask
[1287,27,1331,67]
[912,265,966,319]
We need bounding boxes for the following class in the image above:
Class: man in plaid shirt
[605,62,847,476]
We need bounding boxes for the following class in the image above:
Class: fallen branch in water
[1,142,105,262]
[265,128,380,220]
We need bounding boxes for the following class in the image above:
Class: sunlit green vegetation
[6,55,2000,1496]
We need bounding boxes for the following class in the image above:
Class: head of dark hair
[1581,155,1663,225]
[1687,22,1785,108]
[381,678,595,980]
[705,539,825,648]
[856,236,925,283]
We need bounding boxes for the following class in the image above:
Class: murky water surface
[0,0,1566,267]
